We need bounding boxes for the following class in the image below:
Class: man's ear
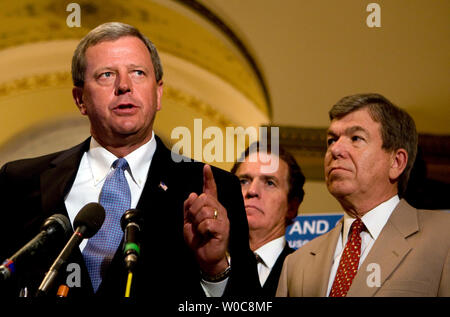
[155,80,163,111]
[389,148,408,181]
[72,87,87,115]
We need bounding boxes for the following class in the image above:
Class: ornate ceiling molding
[0,71,71,97]
[174,0,271,118]
[164,86,233,128]
[0,0,270,119]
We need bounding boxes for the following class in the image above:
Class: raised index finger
[202,164,217,199]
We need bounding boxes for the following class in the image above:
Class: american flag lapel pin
[159,181,168,191]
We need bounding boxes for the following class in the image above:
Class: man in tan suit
[277,93,450,297]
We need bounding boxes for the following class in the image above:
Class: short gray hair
[71,22,163,87]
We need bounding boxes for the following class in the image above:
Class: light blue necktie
[83,158,131,293]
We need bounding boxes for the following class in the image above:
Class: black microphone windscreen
[73,202,105,238]
[41,214,72,237]
[120,209,143,231]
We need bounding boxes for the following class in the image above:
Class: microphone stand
[121,209,143,298]
[124,247,139,298]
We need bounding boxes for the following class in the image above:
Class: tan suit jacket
[276,199,450,297]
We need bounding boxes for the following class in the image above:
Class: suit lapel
[37,139,93,296]
[135,136,204,296]
[304,220,343,296]
[263,244,294,295]
[348,200,418,296]
[136,136,172,214]
[40,139,90,217]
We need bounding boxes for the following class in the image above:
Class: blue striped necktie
[83,158,131,293]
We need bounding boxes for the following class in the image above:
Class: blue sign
[285,213,343,250]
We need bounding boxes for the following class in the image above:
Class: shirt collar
[87,132,157,188]
[342,195,400,245]
[254,236,286,269]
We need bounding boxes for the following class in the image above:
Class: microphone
[36,202,105,296]
[0,214,71,281]
[121,209,143,297]
[120,209,143,272]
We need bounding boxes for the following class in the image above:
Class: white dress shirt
[64,133,156,251]
[65,133,225,296]
[254,236,286,286]
[326,195,400,296]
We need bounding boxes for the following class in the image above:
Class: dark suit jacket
[0,136,260,300]
[261,244,294,296]
[277,199,450,297]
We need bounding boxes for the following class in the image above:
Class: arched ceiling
[0,0,269,118]
[0,0,271,168]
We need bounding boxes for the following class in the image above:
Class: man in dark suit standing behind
[0,22,259,299]
[231,143,305,296]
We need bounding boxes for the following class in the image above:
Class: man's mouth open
[113,104,138,115]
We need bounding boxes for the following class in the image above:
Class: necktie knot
[255,252,264,265]
[113,158,129,171]
[350,218,365,236]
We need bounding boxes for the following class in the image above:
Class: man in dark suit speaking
[0,22,259,299]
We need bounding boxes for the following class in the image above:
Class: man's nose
[329,138,348,159]
[115,73,132,95]
[245,180,260,198]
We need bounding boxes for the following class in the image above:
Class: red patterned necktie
[329,218,365,297]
